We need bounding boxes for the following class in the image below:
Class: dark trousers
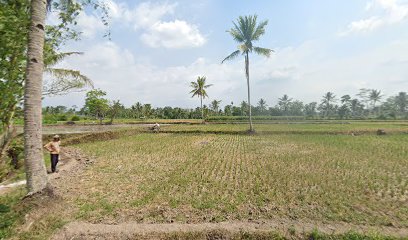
[51,154,59,172]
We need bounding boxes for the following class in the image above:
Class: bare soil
[51,220,408,240]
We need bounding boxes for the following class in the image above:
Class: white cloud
[129,2,177,29]
[340,0,408,36]
[141,20,206,48]
[99,1,206,48]
[76,12,106,38]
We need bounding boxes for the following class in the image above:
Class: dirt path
[52,220,408,240]
[0,148,82,195]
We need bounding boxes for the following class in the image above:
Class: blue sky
[44,0,408,108]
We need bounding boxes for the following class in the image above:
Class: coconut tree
[190,76,212,121]
[321,92,336,118]
[369,89,382,109]
[222,15,273,132]
[23,0,50,194]
[395,92,407,118]
[210,100,222,115]
[278,94,292,115]
[24,0,105,194]
[257,98,267,114]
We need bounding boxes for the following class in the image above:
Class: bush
[6,140,24,169]
[71,115,80,121]
[57,114,67,121]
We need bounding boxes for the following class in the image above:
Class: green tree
[257,98,267,114]
[395,92,407,118]
[339,95,352,119]
[341,95,351,104]
[1,0,104,193]
[222,15,273,132]
[190,76,212,121]
[143,104,152,118]
[108,100,123,124]
[278,94,292,115]
[320,92,336,118]
[240,101,249,116]
[224,104,232,116]
[84,89,109,124]
[210,100,222,115]
[0,0,29,131]
[369,89,382,115]
[131,102,143,119]
[304,102,317,118]
[288,100,304,116]
[350,98,364,118]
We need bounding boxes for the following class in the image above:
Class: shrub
[57,114,68,121]
[71,115,80,121]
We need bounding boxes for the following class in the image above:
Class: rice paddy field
[67,122,408,226]
[2,121,408,239]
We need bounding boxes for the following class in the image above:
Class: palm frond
[253,47,273,58]
[45,67,93,87]
[229,21,245,43]
[252,20,268,41]
[227,28,245,43]
[238,16,251,41]
[43,68,93,96]
[45,52,83,67]
[221,50,241,64]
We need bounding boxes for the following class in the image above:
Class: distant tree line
[40,89,407,123]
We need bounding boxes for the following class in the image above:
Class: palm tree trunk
[24,0,48,194]
[201,96,204,122]
[245,52,253,132]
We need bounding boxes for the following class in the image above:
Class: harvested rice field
[2,122,408,239]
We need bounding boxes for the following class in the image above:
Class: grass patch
[0,187,26,239]
[308,230,403,240]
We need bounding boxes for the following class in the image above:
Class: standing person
[44,135,61,173]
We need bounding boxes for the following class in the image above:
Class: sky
[44,0,408,109]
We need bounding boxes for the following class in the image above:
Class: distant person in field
[152,122,160,133]
[44,135,61,173]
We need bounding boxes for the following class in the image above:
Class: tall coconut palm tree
[222,15,273,132]
[24,0,103,194]
[23,0,50,194]
[190,76,212,121]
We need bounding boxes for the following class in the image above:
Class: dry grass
[65,124,408,227]
[4,122,408,239]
